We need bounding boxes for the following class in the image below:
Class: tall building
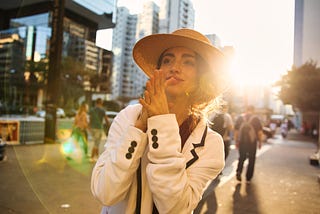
[111,7,137,99]
[205,34,222,50]
[111,0,195,101]
[111,2,160,100]
[134,1,160,98]
[294,0,320,66]
[0,0,116,112]
[159,0,195,33]
[0,32,26,111]
[136,1,160,39]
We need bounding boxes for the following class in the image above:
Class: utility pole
[44,0,65,143]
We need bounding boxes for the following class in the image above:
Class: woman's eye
[162,58,171,65]
[184,60,196,67]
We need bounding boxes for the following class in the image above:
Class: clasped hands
[135,70,169,132]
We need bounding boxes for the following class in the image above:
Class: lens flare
[60,129,88,164]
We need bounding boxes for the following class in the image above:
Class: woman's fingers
[144,90,151,104]
[150,76,155,95]
[154,70,160,94]
[146,79,153,95]
[141,69,169,117]
[159,69,166,91]
[153,69,166,94]
[139,97,148,110]
[146,70,166,96]
[139,91,151,111]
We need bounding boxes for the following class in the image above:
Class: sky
[97,0,295,88]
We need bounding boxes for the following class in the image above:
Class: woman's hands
[135,101,149,132]
[139,69,170,119]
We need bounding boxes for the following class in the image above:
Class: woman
[73,102,89,156]
[91,29,226,213]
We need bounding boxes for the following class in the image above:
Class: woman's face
[158,47,198,98]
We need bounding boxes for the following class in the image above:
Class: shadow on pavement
[194,177,220,214]
[233,183,260,214]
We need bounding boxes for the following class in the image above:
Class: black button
[152,142,159,149]
[128,147,134,153]
[126,153,132,159]
[151,129,157,135]
[131,141,137,147]
[152,135,158,142]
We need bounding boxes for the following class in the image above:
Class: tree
[275,60,320,111]
[60,57,93,109]
[25,59,48,108]
[275,60,320,146]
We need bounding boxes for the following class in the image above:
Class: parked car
[263,126,273,139]
[127,99,139,106]
[65,109,77,118]
[36,108,66,118]
[36,110,46,118]
[105,111,118,123]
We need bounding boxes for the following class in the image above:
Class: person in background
[89,98,109,162]
[280,119,288,138]
[73,101,89,157]
[209,101,234,160]
[234,105,263,183]
[91,28,226,213]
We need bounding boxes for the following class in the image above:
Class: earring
[185,91,190,97]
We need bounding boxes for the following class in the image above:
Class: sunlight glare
[194,0,294,90]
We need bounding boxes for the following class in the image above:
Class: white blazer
[91,104,224,214]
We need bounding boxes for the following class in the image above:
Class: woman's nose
[169,61,181,73]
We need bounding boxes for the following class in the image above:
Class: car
[36,110,46,118]
[105,111,118,123]
[263,126,273,139]
[36,108,66,118]
[127,99,139,106]
[56,108,66,118]
[65,109,77,118]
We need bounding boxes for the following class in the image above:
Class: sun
[226,50,285,90]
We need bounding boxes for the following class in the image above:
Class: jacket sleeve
[91,105,148,205]
[146,114,225,213]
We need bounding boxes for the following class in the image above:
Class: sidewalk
[0,131,319,214]
[0,143,102,214]
[195,130,320,214]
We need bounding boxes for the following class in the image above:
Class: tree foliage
[275,60,320,111]
[60,57,93,108]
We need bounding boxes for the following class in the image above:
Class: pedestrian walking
[89,98,109,162]
[209,100,234,160]
[91,28,226,213]
[234,105,263,183]
[73,102,89,157]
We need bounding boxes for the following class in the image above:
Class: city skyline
[97,0,295,88]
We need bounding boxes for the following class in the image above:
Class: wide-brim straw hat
[133,28,225,79]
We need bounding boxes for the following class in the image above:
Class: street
[0,130,319,214]
[195,132,320,214]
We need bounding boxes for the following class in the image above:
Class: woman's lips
[166,76,183,85]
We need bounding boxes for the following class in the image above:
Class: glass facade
[74,0,115,14]
[0,12,51,113]
[0,0,116,114]
[11,13,51,60]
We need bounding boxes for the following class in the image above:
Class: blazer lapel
[182,120,208,169]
